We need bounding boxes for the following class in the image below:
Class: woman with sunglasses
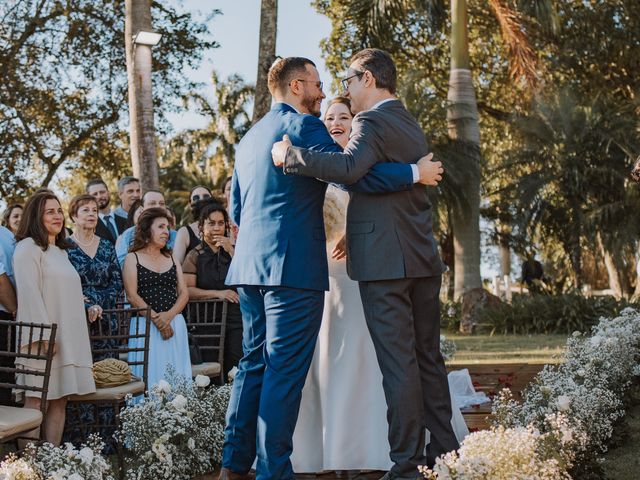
[173,185,214,264]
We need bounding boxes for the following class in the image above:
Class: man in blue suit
[221,57,440,480]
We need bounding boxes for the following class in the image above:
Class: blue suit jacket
[226,103,414,291]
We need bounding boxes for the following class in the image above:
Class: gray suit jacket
[284,99,445,281]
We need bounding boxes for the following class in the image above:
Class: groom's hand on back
[272,134,292,168]
[417,153,444,186]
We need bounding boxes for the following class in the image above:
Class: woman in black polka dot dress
[123,208,191,388]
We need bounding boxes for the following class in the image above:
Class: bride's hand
[332,235,347,260]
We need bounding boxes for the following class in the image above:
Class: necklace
[72,232,95,247]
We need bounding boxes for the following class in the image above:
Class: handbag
[92,358,131,388]
[189,333,203,365]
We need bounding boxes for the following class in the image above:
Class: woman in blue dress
[122,207,191,389]
[63,194,124,445]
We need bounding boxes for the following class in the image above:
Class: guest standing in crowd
[182,202,242,378]
[13,191,95,445]
[221,177,238,243]
[0,225,17,406]
[122,208,191,387]
[173,185,214,264]
[86,179,129,244]
[67,194,123,351]
[1,204,23,235]
[113,176,141,221]
[64,194,124,443]
[116,190,176,268]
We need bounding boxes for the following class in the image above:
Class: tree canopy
[0,0,218,200]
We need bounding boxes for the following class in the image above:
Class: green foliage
[440,299,462,332]
[479,294,629,335]
[157,72,253,226]
[0,0,218,200]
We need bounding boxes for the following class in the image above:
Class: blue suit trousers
[222,286,324,480]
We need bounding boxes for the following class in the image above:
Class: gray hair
[117,176,139,192]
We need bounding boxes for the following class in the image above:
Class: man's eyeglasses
[292,79,324,91]
[191,193,212,203]
[341,70,364,91]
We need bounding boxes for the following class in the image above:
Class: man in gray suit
[272,48,459,479]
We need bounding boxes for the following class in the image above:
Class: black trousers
[359,275,459,477]
[0,310,14,406]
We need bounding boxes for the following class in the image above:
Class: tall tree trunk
[598,233,632,299]
[125,0,159,191]
[634,244,640,300]
[448,0,482,301]
[597,233,623,299]
[497,221,511,277]
[252,0,278,124]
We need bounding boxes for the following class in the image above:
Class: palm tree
[159,72,253,224]
[347,0,557,301]
[252,0,278,124]
[125,0,160,190]
[492,91,639,296]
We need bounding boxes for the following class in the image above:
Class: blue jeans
[222,286,324,480]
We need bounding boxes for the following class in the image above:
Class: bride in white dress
[291,97,469,473]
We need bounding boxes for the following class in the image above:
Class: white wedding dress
[291,186,469,473]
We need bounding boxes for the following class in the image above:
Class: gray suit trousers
[359,275,459,476]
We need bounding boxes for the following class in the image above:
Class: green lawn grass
[602,383,640,480]
[445,333,567,365]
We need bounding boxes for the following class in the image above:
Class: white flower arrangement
[421,308,640,479]
[118,366,232,480]
[419,416,575,480]
[0,434,114,480]
[440,335,457,361]
[0,454,39,480]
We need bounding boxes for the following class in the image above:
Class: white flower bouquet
[419,415,576,480]
[0,434,114,480]
[118,367,232,480]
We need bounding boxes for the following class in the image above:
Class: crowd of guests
[0,177,242,446]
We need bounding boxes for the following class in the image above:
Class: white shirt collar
[283,102,300,114]
[99,210,113,219]
[371,98,396,110]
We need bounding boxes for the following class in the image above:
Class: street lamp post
[125,0,161,191]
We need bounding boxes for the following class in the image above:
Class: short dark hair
[86,178,108,192]
[268,57,316,95]
[141,189,165,206]
[69,194,98,219]
[191,198,217,222]
[350,48,397,94]
[15,191,70,251]
[117,176,139,192]
[198,202,230,237]
[130,208,172,257]
[127,199,143,226]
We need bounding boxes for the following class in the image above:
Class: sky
[165,0,335,131]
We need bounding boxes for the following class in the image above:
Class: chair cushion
[67,380,145,402]
[191,362,221,377]
[0,406,42,440]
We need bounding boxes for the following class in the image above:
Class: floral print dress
[63,237,123,447]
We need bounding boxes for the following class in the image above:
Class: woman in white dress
[291,98,468,473]
[14,191,96,445]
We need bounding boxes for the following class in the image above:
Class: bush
[479,294,629,335]
[440,300,461,332]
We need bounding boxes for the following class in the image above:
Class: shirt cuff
[411,164,420,183]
